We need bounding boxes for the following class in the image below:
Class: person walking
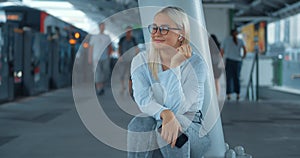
[221,29,247,101]
[118,26,139,94]
[89,22,112,95]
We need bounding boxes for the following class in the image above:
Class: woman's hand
[160,110,182,148]
[170,44,192,68]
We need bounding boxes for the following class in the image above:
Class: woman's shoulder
[132,51,147,63]
[189,52,206,64]
[131,51,148,72]
[186,52,208,79]
[186,52,208,72]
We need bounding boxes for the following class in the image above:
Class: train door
[13,28,24,96]
[0,24,13,101]
[50,38,71,88]
[23,30,49,95]
[2,22,23,98]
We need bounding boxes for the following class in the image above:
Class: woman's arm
[131,53,207,147]
[158,54,207,115]
[160,109,182,148]
[131,58,181,147]
[131,56,169,120]
[158,54,207,147]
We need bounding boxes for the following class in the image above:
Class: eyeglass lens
[148,24,169,35]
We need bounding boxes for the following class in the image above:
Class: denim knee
[128,116,156,132]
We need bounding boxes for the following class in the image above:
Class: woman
[220,29,247,101]
[128,6,210,158]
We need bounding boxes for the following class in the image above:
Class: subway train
[0,5,87,102]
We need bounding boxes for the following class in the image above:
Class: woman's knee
[128,116,156,132]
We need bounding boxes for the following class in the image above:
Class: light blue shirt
[131,51,208,120]
[221,36,245,61]
[89,33,111,62]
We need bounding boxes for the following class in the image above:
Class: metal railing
[246,47,259,101]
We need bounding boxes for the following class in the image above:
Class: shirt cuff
[154,107,169,120]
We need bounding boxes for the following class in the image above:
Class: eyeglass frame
[148,24,182,35]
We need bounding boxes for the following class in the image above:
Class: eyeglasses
[148,24,181,35]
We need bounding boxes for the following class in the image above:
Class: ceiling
[73,0,300,25]
[62,0,142,38]
[68,0,138,23]
[203,0,300,26]
[1,0,300,33]
[66,0,300,29]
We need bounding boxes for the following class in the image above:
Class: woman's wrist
[160,109,175,120]
[170,59,182,68]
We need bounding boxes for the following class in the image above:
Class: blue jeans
[127,113,210,158]
[225,59,242,94]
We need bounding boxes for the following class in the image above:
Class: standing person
[118,26,139,94]
[209,34,222,96]
[221,29,247,100]
[89,22,112,95]
[52,26,61,40]
[128,6,210,158]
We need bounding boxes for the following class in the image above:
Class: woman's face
[151,13,182,49]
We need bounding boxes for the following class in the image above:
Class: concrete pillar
[138,0,226,157]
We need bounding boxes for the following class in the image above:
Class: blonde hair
[148,6,190,80]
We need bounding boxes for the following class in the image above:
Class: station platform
[0,85,300,158]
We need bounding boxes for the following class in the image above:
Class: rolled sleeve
[153,107,168,120]
[131,56,168,120]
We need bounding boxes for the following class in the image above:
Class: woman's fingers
[179,126,183,132]
[171,44,192,68]
[187,45,192,57]
[171,130,178,148]
[178,46,184,55]
[161,127,171,143]
[185,45,191,58]
[160,123,182,148]
[160,114,183,148]
[177,44,191,58]
[167,132,173,144]
[161,132,172,145]
[162,130,178,148]
[160,127,166,140]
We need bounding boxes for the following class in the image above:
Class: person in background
[221,29,247,101]
[52,26,61,40]
[209,34,222,96]
[89,22,112,95]
[118,25,139,94]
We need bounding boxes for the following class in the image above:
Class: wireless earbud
[178,34,183,41]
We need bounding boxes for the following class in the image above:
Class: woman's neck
[159,49,176,70]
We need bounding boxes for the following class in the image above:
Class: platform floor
[0,86,300,158]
